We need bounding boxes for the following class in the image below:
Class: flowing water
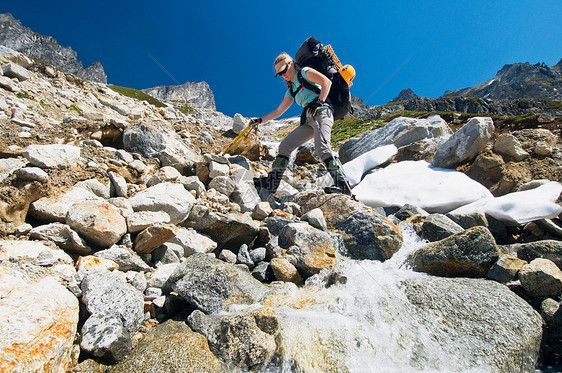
[222,224,542,372]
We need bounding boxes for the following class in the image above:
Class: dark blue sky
[3,0,561,118]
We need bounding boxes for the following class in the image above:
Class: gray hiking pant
[278,108,334,161]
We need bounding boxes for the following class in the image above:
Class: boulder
[122,121,202,174]
[1,62,30,81]
[109,320,220,372]
[0,267,79,373]
[94,246,150,272]
[270,257,303,285]
[183,205,260,250]
[29,222,92,255]
[133,224,177,254]
[279,222,336,277]
[168,253,269,314]
[339,115,452,163]
[80,270,144,361]
[23,144,81,169]
[66,201,127,247]
[408,226,500,277]
[30,186,103,223]
[494,133,530,161]
[421,213,464,242]
[432,117,494,169]
[487,255,527,283]
[510,239,562,269]
[128,182,195,225]
[169,227,217,256]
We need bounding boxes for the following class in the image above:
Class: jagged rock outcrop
[0,13,107,83]
[142,81,216,110]
[389,88,420,103]
[444,59,562,101]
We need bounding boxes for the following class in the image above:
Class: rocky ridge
[142,81,216,111]
[0,48,561,372]
[0,13,107,84]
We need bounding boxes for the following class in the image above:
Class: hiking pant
[278,108,333,161]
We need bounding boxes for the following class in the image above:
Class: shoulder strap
[297,69,321,94]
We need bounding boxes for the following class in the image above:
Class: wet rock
[66,201,127,247]
[519,258,562,298]
[421,213,464,242]
[408,226,500,277]
[432,117,494,169]
[270,257,303,285]
[0,267,79,373]
[109,320,220,372]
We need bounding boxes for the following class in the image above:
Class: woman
[250,52,350,195]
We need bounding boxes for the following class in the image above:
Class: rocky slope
[0,13,107,84]
[0,48,561,372]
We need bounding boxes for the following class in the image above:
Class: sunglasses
[277,64,289,76]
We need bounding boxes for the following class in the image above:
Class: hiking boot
[253,155,289,194]
[324,157,352,195]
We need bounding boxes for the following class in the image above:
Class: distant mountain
[142,81,216,111]
[443,60,562,101]
[389,88,420,103]
[0,13,107,84]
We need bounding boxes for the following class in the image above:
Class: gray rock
[432,117,494,169]
[219,249,237,264]
[108,319,220,372]
[128,182,195,225]
[494,133,530,161]
[487,255,527,283]
[29,222,92,255]
[94,245,150,272]
[445,211,488,229]
[80,270,145,334]
[80,310,132,363]
[65,201,127,247]
[2,62,29,81]
[519,258,562,298]
[392,204,429,221]
[208,175,235,197]
[109,171,128,198]
[147,263,180,289]
[169,227,217,257]
[23,144,81,169]
[421,213,464,242]
[183,205,260,250]
[237,244,254,269]
[74,178,111,199]
[14,166,49,183]
[250,247,267,264]
[0,157,28,183]
[169,253,269,314]
[231,181,260,213]
[301,208,327,231]
[232,113,246,134]
[252,262,275,282]
[179,175,205,198]
[122,122,202,174]
[511,239,562,269]
[408,226,500,277]
[339,115,452,163]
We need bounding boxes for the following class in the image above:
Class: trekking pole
[311,114,356,200]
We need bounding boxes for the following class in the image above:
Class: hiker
[250,52,351,195]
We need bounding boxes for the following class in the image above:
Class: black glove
[307,98,325,117]
[249,117,262,126]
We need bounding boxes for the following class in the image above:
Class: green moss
[178,102,198,115]
[16,90,35,100]
[69,104,82,114]
[331,117,383,146]
[107,85,166,108]
[545,100,562,110]
[39,99,50,109]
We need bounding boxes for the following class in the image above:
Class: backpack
[292,36,355,121]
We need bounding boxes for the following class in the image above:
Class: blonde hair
[274,52,293,68]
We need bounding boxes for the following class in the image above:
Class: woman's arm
[304,68,332,103]
[260,94,293,123]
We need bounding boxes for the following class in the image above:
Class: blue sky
[3,1,561,118]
